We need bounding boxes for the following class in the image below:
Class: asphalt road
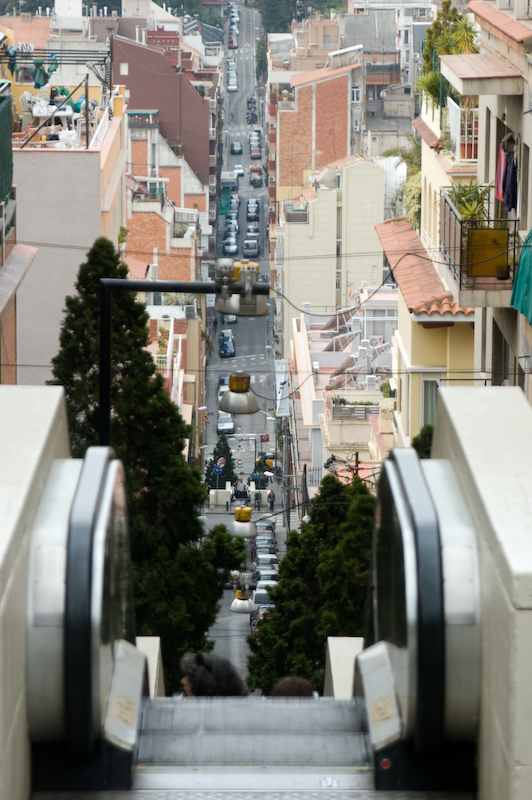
[205,5,277,679]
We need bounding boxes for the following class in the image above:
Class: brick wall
[131,139,148,176]
[278,74,349,188]
[278,84,313,188]
[127,210,198,282]
[315,75,349,170]
[185,193,206,211]
[160,166,181,205]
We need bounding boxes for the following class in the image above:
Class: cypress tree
[50,237,245,692]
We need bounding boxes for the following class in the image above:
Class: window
[124,89,130,101]
[405,50,410,62]
[323,34,330,46]
[404,30,409,44]
[423,380,438,426]
[120,62,129,75]
[351,86,361,103]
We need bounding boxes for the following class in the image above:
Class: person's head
[180,651,249,697]
[271,676,314,697]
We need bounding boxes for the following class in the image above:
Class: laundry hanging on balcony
[503,150,518,213]
[510,228,532,324]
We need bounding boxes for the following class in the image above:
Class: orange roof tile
[412,116,441,150]
[468,0,532,43]
[125,255,149,280]
[291,62,358,88]
[440,52,522,80]
[374,217,474,317]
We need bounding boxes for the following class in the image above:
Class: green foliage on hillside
[246,474,375,694]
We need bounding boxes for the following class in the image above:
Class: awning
[511,228,532,324]
[412,116,441,150]
[440,53,523,97]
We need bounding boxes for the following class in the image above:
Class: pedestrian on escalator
[180,652,248,697]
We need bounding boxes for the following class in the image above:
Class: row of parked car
[249,519,279,633]
[228,1,239,49]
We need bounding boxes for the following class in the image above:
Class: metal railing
[446,97,478,162]
[331,404,379,420]
[439,188,519,289]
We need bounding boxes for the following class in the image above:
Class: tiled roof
[440,52,523,80]
[412,116,442,150]
[291,62,357,88]
[125,256,149,280]
[468,0,532,42]
[374,217,475,317]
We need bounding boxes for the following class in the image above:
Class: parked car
[228,35,238,49]
[217,385,229,405]
[253,545,277,558]
[233,164,245,177]
[246,204,259,222]
[250,146,262,159]
[222,313,238,324]
[254,553,279,569]
[243,239,259,258]
[245,223,260,239]
[251,604,274,633]
[252,566,279,586]
[227,82,238,93]
[223,236,238,256]
[219,329,236,357]
[217,410,235,435]
[225,220,239,236]
[218,373,229,389]
[251,588,272,608]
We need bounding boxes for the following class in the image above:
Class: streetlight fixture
[218,371,260,414]
[215,260,268,317]
[231,505,257,538]
[229,569,256,613]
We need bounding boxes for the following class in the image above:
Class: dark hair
[180,652,249,697]
[271,676,314,697]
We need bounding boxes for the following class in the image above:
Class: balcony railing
[209,126,216,140]
[446,97,478,162]
[439,188,520,290]
[331,405,379,420]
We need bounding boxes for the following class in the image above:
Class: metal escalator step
[136,697,371,769]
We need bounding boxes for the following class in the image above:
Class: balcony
[209,154,217,168]
[209,126,216,140]
[209,174,217,195]
[446,97,478,163]
[209,202,217,222]
[283,201,308,223]
[439,187,520,306]
[209,98,217,113]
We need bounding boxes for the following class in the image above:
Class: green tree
[419,0,478,108]
[255,35,267,83]
[412,424,434,458]
[246,474,375,694]
[205,435,238,488]
[49,237,246,692]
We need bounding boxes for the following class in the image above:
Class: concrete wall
[14,150,101,385]
[341,160,384,291]
[432,387,532,800]
[0,386,70,800]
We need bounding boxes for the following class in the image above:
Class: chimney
[135,25,139,40]
[104,5,107,14]
[141,28,146,43]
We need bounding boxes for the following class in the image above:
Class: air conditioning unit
[369,335,383,347]
[268,206,276,213]
[184,304,196,319]
[413,53,420,61]
[270,122,277,129]
[312,361,319,374]
[354,120,360,132]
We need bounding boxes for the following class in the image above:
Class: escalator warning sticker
[111,693,136,726]
[370,693,396,726]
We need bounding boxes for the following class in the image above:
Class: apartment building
[274,155,385,353]
[13,90,127,385]
[267,45,365,225]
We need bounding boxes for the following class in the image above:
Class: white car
[217,385,229,405]
[217,410,235,435]
[233,164,245,177]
